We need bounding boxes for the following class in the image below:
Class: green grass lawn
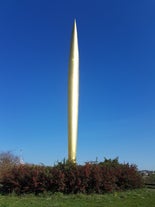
[0,189,154,207]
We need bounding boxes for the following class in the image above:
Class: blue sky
[0,0,155,170]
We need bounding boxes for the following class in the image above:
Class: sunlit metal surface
[68,20,79,162]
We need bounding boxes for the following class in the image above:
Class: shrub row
[0,159,143,194]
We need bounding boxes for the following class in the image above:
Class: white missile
[68,20,79,162]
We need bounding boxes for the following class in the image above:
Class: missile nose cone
[74,19,77,32]
[74,19,76,25]
[70,20,79,61]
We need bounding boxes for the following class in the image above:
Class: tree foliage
[0,151,20,167]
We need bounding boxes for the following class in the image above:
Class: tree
[0,151,20,170]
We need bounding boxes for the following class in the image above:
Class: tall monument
[68,20,79,162]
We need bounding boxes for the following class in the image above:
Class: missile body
[68,20,79,162]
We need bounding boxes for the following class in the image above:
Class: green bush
[144,174,155,184]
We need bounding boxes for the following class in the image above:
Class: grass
[0,189,155,207]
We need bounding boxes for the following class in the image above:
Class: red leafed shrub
[115,164,143,190]
[0,158,143,194]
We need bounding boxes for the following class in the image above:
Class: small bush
[144,174,155,184]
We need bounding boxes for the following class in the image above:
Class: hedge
[0,159,143,194]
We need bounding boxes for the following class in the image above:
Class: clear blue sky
[0,0,154,170]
